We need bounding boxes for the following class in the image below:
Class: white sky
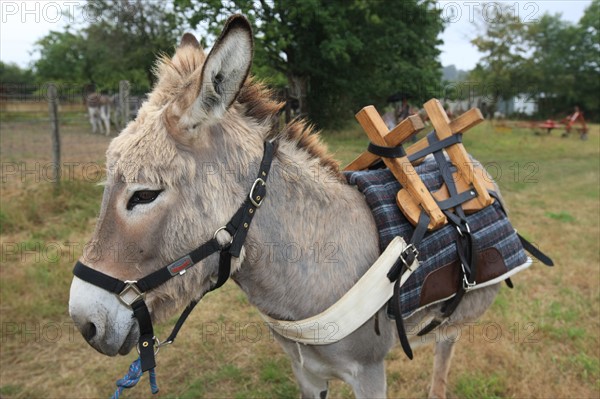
[0,0,593,71]
[437,0,592,70]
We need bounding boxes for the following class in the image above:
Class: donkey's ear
[180,32,200,48]
[197,15,253,118]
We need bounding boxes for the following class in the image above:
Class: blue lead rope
[111,357,159,399]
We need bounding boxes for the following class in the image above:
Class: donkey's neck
[223,126,380,321]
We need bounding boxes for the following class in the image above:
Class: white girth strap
[261,236,420,345]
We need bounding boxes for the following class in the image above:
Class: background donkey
[85,92,113,135]
[69,16,502,398]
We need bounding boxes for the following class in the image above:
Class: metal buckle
[249,178,266,207]
[456,222,471,237]
[400,244,419,271]
[119,281,144,307]
[460,263,477,291]
[136,336,162,356]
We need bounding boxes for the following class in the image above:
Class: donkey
[69,16,501,398]
[85,92,113,135]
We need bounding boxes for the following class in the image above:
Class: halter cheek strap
[73,141,275,373]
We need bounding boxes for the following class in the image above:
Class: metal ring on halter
[137,336,161,356]
[213,226,233,246]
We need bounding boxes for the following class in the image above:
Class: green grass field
[1,114,598,398]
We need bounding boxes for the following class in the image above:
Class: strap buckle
[249,178,266,207]
[400,244,419,271]
[456,222,471,237]
[460,263,477,291]
[119,280,145,307]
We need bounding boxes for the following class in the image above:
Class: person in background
[396,97,416,142]
[382,105,397,130]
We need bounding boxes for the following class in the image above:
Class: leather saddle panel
[418,247,507,308]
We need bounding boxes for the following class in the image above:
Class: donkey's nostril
[81,322,97,341]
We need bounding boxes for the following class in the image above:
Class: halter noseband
[73,141,275,372]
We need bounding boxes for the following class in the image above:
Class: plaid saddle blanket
[344,157,531,318]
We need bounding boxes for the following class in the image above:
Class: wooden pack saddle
[343,99,553,358]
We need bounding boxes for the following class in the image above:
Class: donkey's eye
[127,190,163,210]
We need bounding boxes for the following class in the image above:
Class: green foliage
[175,0,444,128]
[33,0,185,93]
[0,61,34,85]
[0,61,36,97]
[471,1,600,120]
[34,30,87,85]
[572,0,600,117]
[470,3,531,106]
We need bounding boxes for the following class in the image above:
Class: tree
[524,14,579,117]
[572,0,600,118]
[470,1,600,120]
[175,0,444,127]
[470,3,531,113]
[0,61,34,85]
[0,61,36,98]
[34,0,184,93]
[34,30,88,84]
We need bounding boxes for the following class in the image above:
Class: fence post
[119,80,130,128]
[47,83,61,189]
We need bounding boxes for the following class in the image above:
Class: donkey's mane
[238,80,342,177]
[269,118,342,177]
[153,46,340,177]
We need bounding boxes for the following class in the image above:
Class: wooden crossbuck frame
[344,99,495,230]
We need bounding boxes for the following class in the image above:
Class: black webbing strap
[226,141,274,257]
[366,132,462,164]
[399,132,478,344]
[73,261,126,294]
[441,229,478,317]
[391,278,413,359]
[487,190,553,266]
[367,142,407,159]
[387,212,429,282]
[517,234,554,266]
[73,239,224,297]
[387,211,430,359]
[407,132,462,163]
[411,211,431,246]
[164,299,199,345]
[132,300,156,371]
[437,190,477,210]
[136,239,223,293]
[430,131,476,282]
[416,319,443,336]
[212,251,232,291]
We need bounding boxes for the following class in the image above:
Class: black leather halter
[73,141,275,372]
